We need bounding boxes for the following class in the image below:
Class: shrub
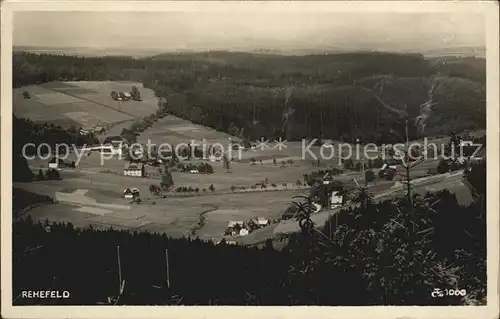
[437,159,450,174]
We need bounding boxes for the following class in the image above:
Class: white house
[322,173,334,185]
[226,221,245,236]
[48,157,63,169]
[256,217,270,227]
[124,162,145,177]
[93,126,105,134]
[239,228,249,236]
[330,191,343,209]
[123,188,139,199]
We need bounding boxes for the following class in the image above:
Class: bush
[365,170,376,184]
[437,159,450,174]
[45,169,61,180]
[385,169,396,181]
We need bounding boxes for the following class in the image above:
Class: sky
[13,11,485,53]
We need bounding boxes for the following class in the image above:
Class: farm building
[255,217,270,227]
[48,156,64,169]
[123,188,140,199]
[225,221,248,236]
[124,162,145,177]
[239,228,250,236]
[330,191,343,209]
[93,126,105,134]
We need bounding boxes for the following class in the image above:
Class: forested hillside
[13,51,485,143]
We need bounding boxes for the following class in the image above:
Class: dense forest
[13,51,486,143]
[13,161,486,305]
[13,116,99,156]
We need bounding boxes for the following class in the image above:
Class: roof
[124,162,144,170]
[256,217,269,225]
[228,221,244,228]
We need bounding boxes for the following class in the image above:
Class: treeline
[13,116,99,182]
[14,51,485,143]
[13,116,99,156]
[13,161,486,305]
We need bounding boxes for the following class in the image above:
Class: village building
[79,128,90,136]
[123,188,140,199]
[330,191,343,209]
[239,228,249,236]
[124,162,145,177]
[48,156,64,169]
[226,221,246,236]
[93,126,105,134]
[256,217,270,228]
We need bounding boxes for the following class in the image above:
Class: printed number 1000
[431,288,467,297]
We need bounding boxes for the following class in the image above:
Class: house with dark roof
[124,162,145,177]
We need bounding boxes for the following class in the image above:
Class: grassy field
[13,81,159,128]
[136,113,239,146]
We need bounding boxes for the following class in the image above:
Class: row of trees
[13,116,99,156]
[12,116,98,182]
[110,86,141,101]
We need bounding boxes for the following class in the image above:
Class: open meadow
[13,81,158,129]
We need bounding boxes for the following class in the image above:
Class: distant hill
[14,45,486,59]
[13,46,160,58]
[421,46,486,58]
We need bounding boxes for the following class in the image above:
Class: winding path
[189,204,219,237]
